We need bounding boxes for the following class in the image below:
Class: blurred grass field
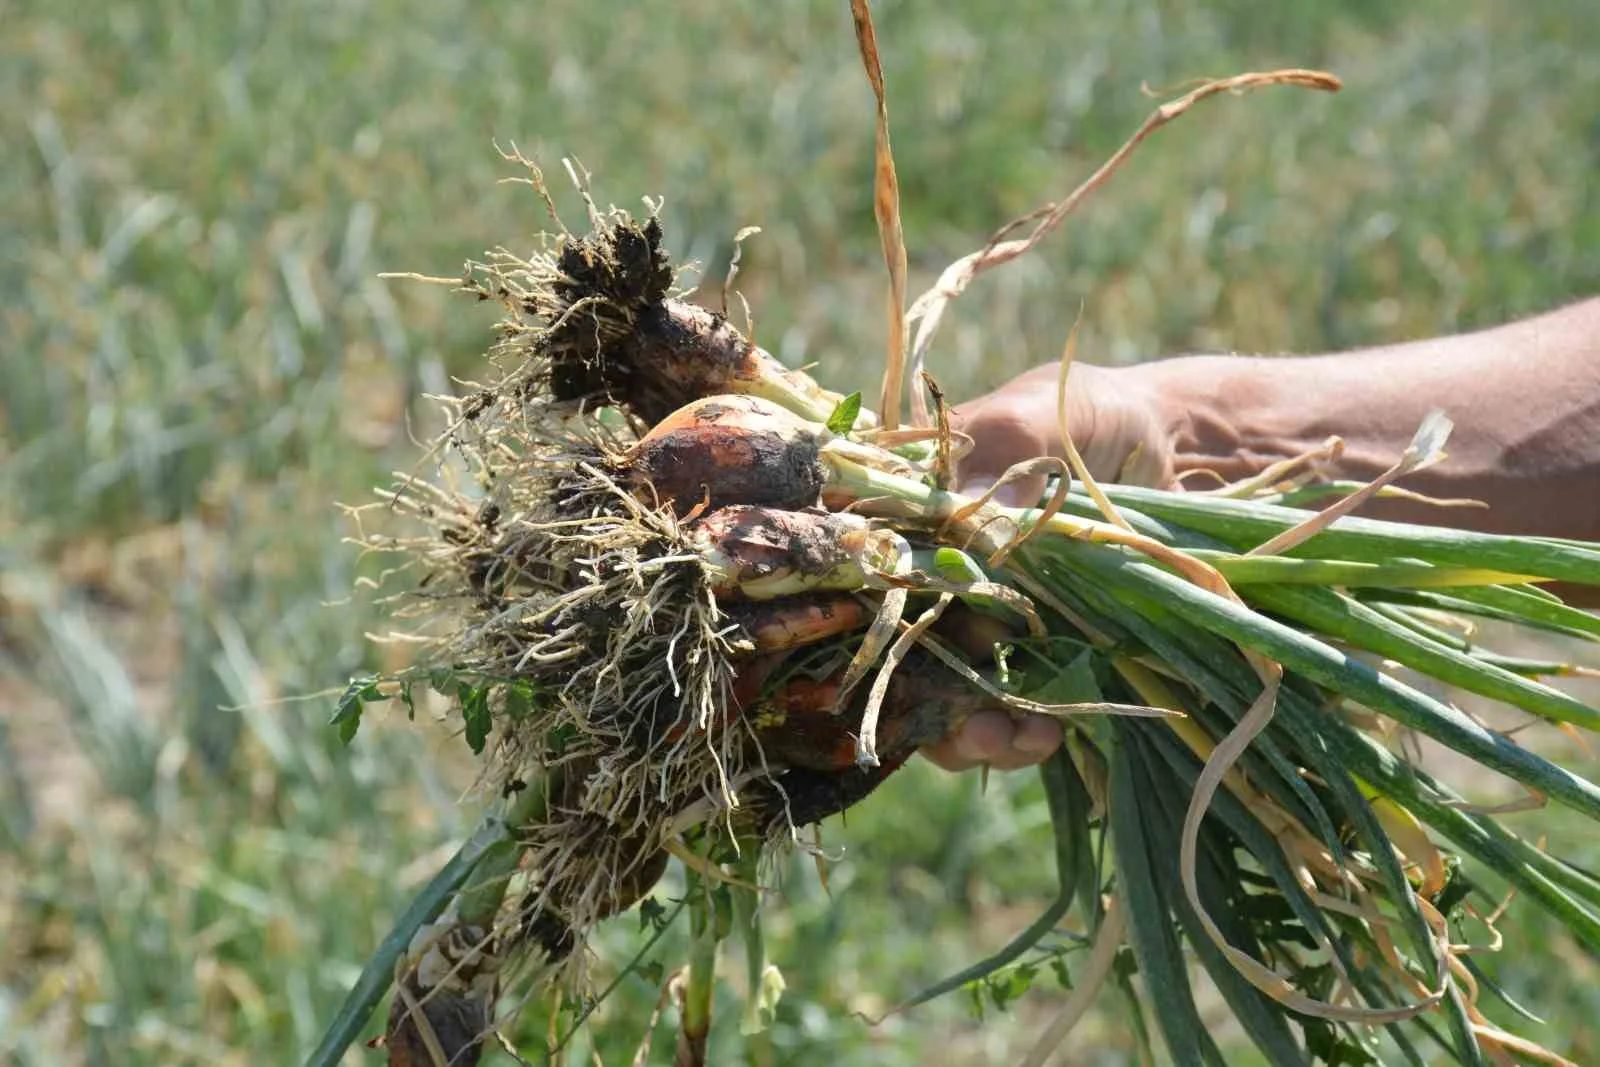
[2,1,1599,1063]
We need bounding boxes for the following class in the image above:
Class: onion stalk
[318,196,1600,1067]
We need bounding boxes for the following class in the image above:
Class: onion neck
[820,450,1120,558]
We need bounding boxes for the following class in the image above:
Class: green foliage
[638,896,670,933]
[458,683,493,755]
[330,677,383,744]
[329,671,522,753]
[825,391,864,435]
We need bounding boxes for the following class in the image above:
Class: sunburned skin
[934,296,1600,772]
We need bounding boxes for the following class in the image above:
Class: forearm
[1144,299,1600,541]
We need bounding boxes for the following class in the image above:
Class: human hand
[920,360,1178,772]
[952,360,1178,503]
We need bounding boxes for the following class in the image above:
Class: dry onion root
[319,188,1600,1067]
[345,296,1053,1062]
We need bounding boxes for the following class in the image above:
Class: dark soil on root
[750,760,909,833]
[539,218,774,424]
[744,649,991,831]
[385,971,493,1067]
[542,217,682,415]
[697,508,859,587]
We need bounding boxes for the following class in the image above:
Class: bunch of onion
[313,200,1600,1067]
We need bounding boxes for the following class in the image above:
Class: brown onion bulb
[623,395,825,516]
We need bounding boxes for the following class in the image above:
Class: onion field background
[3,1,1599,1063]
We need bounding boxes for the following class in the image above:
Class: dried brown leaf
[905,69,1342,397]
[849,0,911,431]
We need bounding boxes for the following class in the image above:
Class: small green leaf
[1049,953,1074,990]
[986,962,1037,1011]
[428,668,457,696]
[545,722,580,756]
[824,391,862,435]
[331,677,383,745]
[639,897,668,932]
[459,683,492,754]
[502,681,537,722]
[964,980,987,1021]
[1305,1019,1380,1067]
[1434,863,1474,917]
[637,959,666,987]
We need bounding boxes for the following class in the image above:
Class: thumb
[949,404,1053,507]
[955,474,1039,508]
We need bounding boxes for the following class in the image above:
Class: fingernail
[1014,719,1064,755]
[951,711,1010,762]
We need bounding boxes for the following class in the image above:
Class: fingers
[920,710,1064,772]
[1115,437,1178,489]
[916,364,1178,777]
[955,477,1039,508]
[951,360,1179,496]
[950,401,1055,506]
[732,596,869,653]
